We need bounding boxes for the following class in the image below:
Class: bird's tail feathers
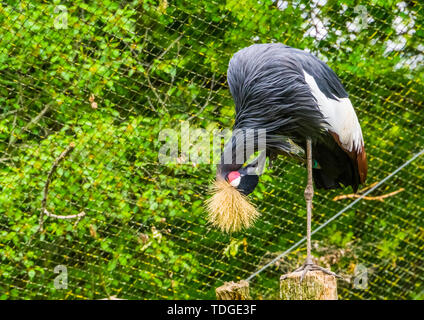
[312,142,361,193]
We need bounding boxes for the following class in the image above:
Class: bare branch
[43,209,86,220]
[163,40,180,106]
[22,102,52,133]
[0,158,12,165]
[333,186,405,202]
[8,102,53,147]
[0,109,19,119]
[7,113,18,148]
[187,73,215,121]
[38,142,86,232]
[146,96,158,113]
[151,34,184,64]
[145,33,184,113]
[146,71,167,111]
[357,182,378,194]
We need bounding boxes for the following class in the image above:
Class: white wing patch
[303,71,364,152]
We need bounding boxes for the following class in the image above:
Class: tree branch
[0,109,19,119]
[22,102,52,133]
[43,209,86,220]
[333,184,405,202]
[38,142,86,232]
[187,73,215,121]
[145,33,184,113]
[8,102,53,147]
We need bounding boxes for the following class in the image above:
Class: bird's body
[209,43,368,277]
[221,43,367,192]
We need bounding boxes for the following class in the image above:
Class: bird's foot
[281,262,343,282]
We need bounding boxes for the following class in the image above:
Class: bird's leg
[305,138,314,266]
[282,138,342,282]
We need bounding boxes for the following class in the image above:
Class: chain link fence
[0,0,423,299]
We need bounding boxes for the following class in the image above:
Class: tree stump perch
[216,280,250,300]
[280,270,338,300]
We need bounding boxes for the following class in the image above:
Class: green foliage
[0,0,423,299]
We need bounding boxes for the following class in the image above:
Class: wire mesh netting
[0,0,423,300]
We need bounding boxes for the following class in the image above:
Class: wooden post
[280,270,337,300]
[216,280,250,300]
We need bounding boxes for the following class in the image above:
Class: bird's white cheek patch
[303,70,364,152]
[230,177,241,187]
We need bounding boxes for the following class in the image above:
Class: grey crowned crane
[207,43,367,279]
